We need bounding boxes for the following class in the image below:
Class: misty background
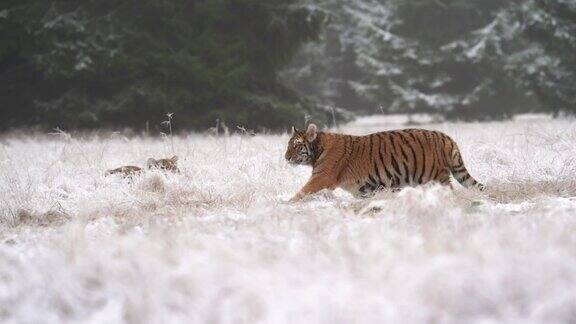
[1,0,575,132]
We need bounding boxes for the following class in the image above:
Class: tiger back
[285,124,484,201]
[147,155,180,172]
[105,165,143,177]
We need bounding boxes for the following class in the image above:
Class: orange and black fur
[147,155,180,172]
[106,155,180,177]
[285,124,484,201]
[105,165,143,177]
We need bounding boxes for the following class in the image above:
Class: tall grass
[1,116,576,323]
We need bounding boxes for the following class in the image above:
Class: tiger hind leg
[436,168,453,189]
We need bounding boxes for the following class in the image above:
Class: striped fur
[147,155,180,172]
[285,124,484,201]
[106,155,180,178]
[105,165,143,177]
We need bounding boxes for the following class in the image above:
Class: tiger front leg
[289,177,336,202]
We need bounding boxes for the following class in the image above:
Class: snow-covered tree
[285,0,550,120]
[448,0,576,117]
[507,0,576,115]
[0,0,339,131]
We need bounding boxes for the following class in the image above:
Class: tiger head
[285,123,318,166]
[147,155,180,172]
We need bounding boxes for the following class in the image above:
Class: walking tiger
[285,124,484,202]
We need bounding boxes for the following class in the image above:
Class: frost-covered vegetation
[1,116,576,323]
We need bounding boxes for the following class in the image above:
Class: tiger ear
[306,123,317,142]
[171,155,178,162]
[291,126,297,135]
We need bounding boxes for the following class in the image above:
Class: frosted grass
[1,116,576,323]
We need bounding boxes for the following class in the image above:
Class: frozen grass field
[1,115,576,323]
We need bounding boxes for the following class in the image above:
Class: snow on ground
[1,116,576,323]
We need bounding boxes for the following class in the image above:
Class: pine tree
[284,0,542,120]
[510,0,576,115]
[451,0,576,117]
[0,0,338,131]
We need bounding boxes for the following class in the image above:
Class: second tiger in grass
[285,124,485,202]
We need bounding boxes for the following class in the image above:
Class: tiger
[106,155,180,177]
[147,155,180,172]
[285,123,484,202]
[105,165,143,177]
